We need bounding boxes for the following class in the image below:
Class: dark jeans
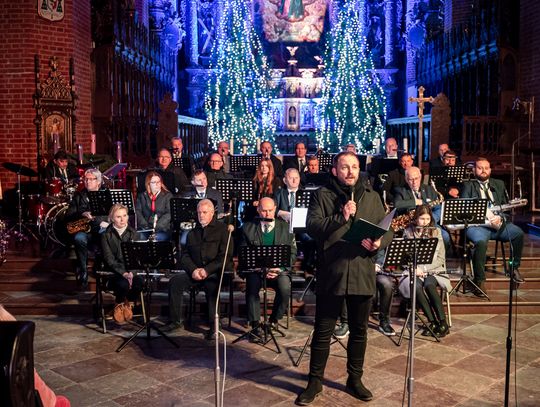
[376,274,395,321]
[416,276,445,322]
[168,271,219,324]
[107,273,144,304]
[245,272,290,324]
[310,294,372,380]
[466,223,524,283]
[73,230,102,275]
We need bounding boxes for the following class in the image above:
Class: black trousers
[245,272,291,324]
[168,271,219,324]
[310,294,372,380]
[107,274,144,304]
[416,276,445,323]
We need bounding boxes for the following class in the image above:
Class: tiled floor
[25,313,540,406]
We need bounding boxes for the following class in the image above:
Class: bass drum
[44,203,69,246]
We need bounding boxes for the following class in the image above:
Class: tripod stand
[383,236,438,406]
[4,163,40,241]
[443,199,490,299]
[116,240,179,352]
[232,244,291,354]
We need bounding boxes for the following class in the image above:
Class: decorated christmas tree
[205,0,276,154]
[316,0,386,152]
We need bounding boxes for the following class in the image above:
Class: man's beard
[476,173,489,182]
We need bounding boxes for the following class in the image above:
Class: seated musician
[187,169,225,215]
[243,158,282,222]
[380,153,414,205]
[429,143,449,170]
[461,157,525,293]
[135,171,172,241]
[44,150,79,184]
[398,205,451,338]
[217,141,231,173]
[163,199,233,340]
[65,168,109,289]
[283,142,308,183]
[240,197,296,341]
[101,204,143,320]
[393,166,451,251]
[442,150,461,199]
[305,156,330,186]
[383,137,399,159]
[156,147,189,194]
[205,152,233,189]
[171,137,195,177]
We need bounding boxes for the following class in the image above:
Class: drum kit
[3,159,102,246]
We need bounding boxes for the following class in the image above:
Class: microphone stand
[214,225,234,407]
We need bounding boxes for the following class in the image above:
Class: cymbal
[2,162,38,177]
[77,159,105,170]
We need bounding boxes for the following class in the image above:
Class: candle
[230,138,234,155]
[77,144,83,163]
[373,138,380,153]
[90,134,96,155]
[242,138,248,155]
[403,138,408,153]
[116,141,122,163]
[256,137,261,152]
[52,133,60,154]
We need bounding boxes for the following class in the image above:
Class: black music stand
[232,245,291,353]
[88,189,136,227]
[315,153,335,172]
[443,199,490,299]
[384,236,438,407]
[215,178,254,230]
[116,240,179,352]
[172,157,193,177]
[230,154,260,176]
[170,197,198,226]
[295,189,315,208]
[384,238,440,345]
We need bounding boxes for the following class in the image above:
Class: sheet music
[289,207,308,233]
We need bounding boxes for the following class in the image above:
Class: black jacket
[306,175,393,296]
[393,184,440,213]
[180,220,233,277]
[65,188,108,230]
[101,225,139,276]
[135,190,172,232]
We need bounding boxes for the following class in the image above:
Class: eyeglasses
[84,177,98,182]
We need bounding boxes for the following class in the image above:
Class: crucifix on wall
[409,86,434,165]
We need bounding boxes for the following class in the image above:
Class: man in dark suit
[429,143,449,170]
[205,152,233,188]
[156,147,189,194]
[461,157,525,293]
[164,199,233,340]
[44,150,79,184]
[283,142,308,177]
[240,196,296,340]
[260,140,284,178]
[380,153,414,204]
[188,169,225,216]
[217,141,231,173]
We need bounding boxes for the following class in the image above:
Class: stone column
[384,0,396,67]
[185,0,199,66]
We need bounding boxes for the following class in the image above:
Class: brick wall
[0,0,91,190]
[444,0,473,32]
[519,0,540,146]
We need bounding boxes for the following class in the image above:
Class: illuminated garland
[204,0,276,154]
[316,0,386,153]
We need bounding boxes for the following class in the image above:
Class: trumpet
[67,218,91,234]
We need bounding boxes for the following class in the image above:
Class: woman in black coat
[135,171,172,241]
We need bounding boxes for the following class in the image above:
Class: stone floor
[26,312,540,406]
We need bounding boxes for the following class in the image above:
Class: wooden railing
[386,115,432,162]
[178,115,208,163]
[461,116,503,157]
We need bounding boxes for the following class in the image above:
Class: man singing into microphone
[163,199,233,340]
[461,157,525,294]
[296,151,393,405]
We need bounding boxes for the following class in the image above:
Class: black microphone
[254,216,274,223]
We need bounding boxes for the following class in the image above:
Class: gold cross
[408,86,434,165]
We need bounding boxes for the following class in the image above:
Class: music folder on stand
[116,240,179,352]
[442,199,490,300]
[232,244,291,354]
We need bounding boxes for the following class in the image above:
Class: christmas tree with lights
[205,0,275,154]
[316,0,386,152]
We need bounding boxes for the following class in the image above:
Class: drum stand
[9,171,40,242]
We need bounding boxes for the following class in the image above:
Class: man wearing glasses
[155,147,189,194]
[65,168,109,289]
[205,152,232,188]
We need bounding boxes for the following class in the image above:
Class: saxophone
[67,218,92,234]
[391,181,444,232]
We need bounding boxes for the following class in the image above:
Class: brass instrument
[390,195,444,232]
[66,217,91,234]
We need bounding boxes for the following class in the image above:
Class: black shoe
[77,270,88,290]
[334,322,349,339]
[378,319,396,336]
[295,377,322,405]
[249,324,263,343]
[436,320,449,338]
[421,322,438,337]
[508,269,525,283]
[345,376,373,401]
[160,321,183,332]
